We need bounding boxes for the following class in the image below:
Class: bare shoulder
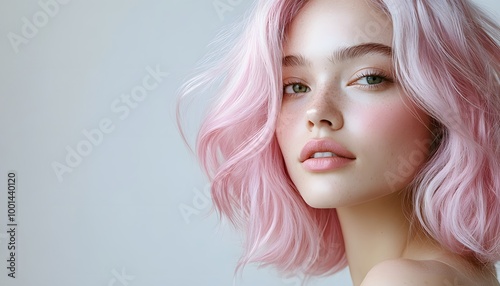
[360,258,498,286]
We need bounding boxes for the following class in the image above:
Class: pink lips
[299,139,356,172]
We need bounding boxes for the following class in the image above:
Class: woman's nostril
[320,119,333,126]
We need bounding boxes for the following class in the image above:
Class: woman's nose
[306,91,343,131]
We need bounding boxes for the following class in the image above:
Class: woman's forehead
[284,0,392,53]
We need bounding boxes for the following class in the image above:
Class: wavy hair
[177,0,500,276]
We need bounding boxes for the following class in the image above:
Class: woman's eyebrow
[282,43,392,67]
[282,54,311,67]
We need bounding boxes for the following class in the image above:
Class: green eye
[355,74,389,86]
[349,71,393,91]
[365,76,384,85]
[284,83,310,94]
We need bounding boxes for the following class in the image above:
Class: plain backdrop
[0,1,499,286]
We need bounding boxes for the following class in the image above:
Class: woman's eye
[356,75,385,85]
[283,83,310,94]
[349,72,394,90]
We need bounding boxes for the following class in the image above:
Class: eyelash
[350,70,394,90]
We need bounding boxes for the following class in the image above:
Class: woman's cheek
[276,106,299,157]
[350,100,431,191]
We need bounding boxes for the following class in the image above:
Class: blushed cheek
[275,113,287,142]
[353,100,429,145]
[354,100,431,191]
[348,104,394,142]
[276,111,293,153]
[276,103,298,138]
[276,104,304,164]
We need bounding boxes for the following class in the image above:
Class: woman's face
[276,0,432,208]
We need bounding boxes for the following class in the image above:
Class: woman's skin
[275,0,499,285]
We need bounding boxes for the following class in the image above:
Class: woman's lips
[300,139,355,172]
[302,156,355,172]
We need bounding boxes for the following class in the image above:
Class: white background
[0,1,498,285]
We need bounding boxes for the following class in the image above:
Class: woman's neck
[336,191,435,285]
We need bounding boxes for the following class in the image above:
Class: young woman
[178,0,500,285]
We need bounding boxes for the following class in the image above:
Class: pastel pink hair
[177,0,500,276]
